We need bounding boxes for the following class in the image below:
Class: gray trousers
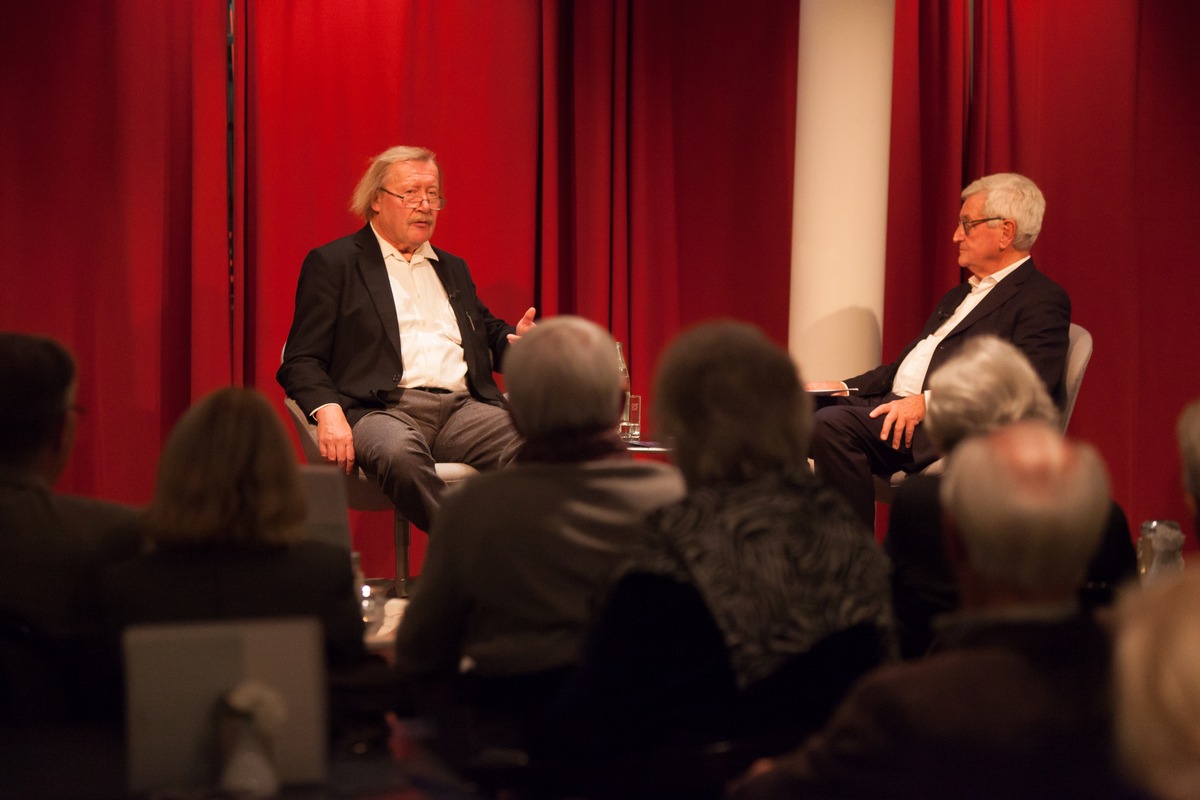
[352,389,520,531]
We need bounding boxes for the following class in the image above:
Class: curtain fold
[0,1,231,503]
[882,0,970,360]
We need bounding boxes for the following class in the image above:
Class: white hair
[925,335,1061,454]
[1114,570,1200,799]
[349,145,439,221]
[961,172,1045,251]
[940,421,1110,593]
[503,316,622,438]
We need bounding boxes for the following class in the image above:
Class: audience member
[278,145,535,534]
[1178,397,1200,529]
[730,421,1138,800]
[808,172,1070,527]
[1113,569,1200,799]
[887,336,1136,657]
[392,316,685,759]
[538,321,892,789]
[99,387,365,668]
[0,332,141,721]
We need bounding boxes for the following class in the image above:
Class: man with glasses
[806,173,1071,528]
[279,146,537,534]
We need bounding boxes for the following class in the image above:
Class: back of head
[504,316,623,439]
[940,420,1110,595]
[146,387,306,547]
[350,145,439,221]
[1114,570,1200,799]
[654,320,811,486]
[961,172,1045,251]
[0,332,76,469]
[1177,398,1200,514]
[925,335,1060,453]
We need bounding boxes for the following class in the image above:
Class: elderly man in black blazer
[278,146,536,532]
[807,172,1070,527]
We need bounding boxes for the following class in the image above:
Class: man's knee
[354,413,432,467]
[810,405,859,453]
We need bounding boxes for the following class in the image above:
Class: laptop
[299,463,354,550]
[123,617,328,794]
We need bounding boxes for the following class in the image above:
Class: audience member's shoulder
[44,493,142,551]
[288,538,355,565]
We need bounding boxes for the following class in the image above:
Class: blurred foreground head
[147,387,306,547]
[925,334,1060,454]
[504,315,623,439]
[0,332,78,480]
[1115,570,1200,800]
[940,420,1109,600]
[654,320,811,486]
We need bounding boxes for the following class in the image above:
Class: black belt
[409,386,453,394]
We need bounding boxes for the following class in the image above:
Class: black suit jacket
[277,224,514,426]
[845,259,1071,408]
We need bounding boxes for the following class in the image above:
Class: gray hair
[504,316,623,438]
[961,172,1046,251]
[940,420,1110,594]
[1178,398,1200,507]
[654,320,811,486]
[349,145,439,221]
[925,335,1061,454]
[1114,570,1200,799]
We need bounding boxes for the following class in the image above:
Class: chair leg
[393,512,411,598]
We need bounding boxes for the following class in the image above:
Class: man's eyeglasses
[380,187,446,210]
[958,216,1004,235]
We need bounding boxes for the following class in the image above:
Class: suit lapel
[354,224,404,362]
[946,259,1035,339]
[920,282,972,338]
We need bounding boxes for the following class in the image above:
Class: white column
[789,0,895,381]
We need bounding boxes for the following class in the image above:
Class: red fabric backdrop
[3,1,1197,574]
[0,2,229,504]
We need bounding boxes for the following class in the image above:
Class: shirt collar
[968,255,1029,291]
[369,222,439,264]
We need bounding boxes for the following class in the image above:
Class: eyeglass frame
[957,216,1005,235]
[379,186,446,210]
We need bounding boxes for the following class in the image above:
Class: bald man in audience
[729,421,1140,800]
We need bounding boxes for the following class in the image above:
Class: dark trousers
[808,393,939,527]
[353,389,520,532]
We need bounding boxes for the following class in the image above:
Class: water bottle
[1141,519,1185,584]
[615,341,632,438]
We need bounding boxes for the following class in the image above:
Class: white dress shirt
[371,223,468,392]
[890,257,1029,397]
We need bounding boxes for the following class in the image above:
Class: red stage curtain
[969,0,1200,539]
[883,0,970,359]
[0,1,231,504]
